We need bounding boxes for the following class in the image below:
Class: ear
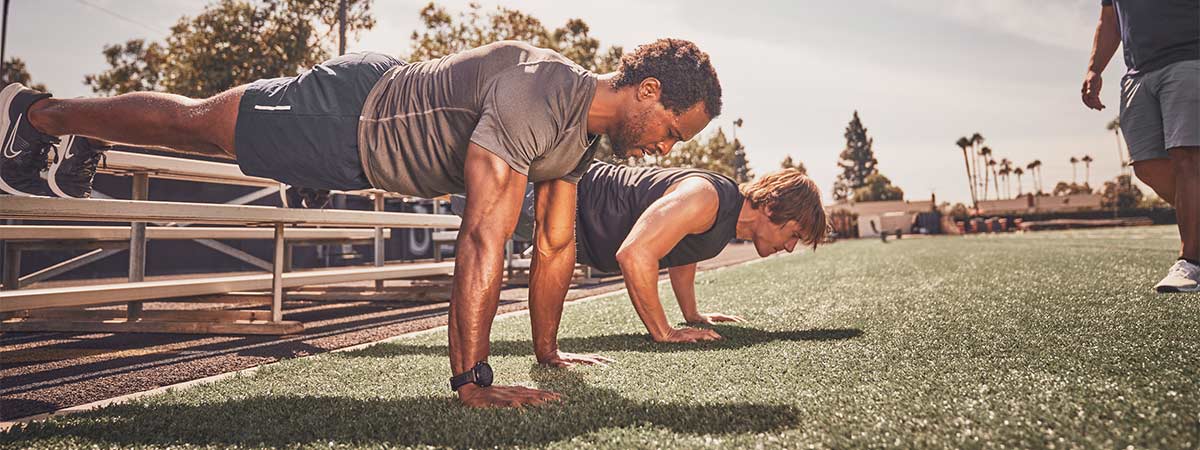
[637,77,662,102]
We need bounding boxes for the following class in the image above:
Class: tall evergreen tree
[731,138,752,183]
[833,111,878,200]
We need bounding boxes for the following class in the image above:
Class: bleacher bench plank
[100,151,278,187]
[1,225,390,241]
[0,261,454,312]
[0,197,460,228]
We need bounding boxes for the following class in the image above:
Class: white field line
[0,255,776,430]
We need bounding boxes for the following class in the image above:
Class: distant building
[976,194,1103,215]
[826,199,935,238]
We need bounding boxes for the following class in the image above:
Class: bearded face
[608,107,653,158]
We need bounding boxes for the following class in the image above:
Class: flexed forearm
[448,229,508,373]
[617,249,674,339]
[669,263,701,321]
[529,239,575,360]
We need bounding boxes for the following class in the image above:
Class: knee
[1133,163,1168,187]
[1133,161,1176,203]
[1170,147,1200,178]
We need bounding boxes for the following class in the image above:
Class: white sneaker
[1153,259,1200,293]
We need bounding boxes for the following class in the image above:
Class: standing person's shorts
[234,52,404,190]
[1120,59,1200,163]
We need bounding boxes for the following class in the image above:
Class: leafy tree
[86,0,375,97]
[1,58,48,92]
[408,2,620,72]
[780,155,807,174]
[731,138,752,182]
[1100,174,1143,210]
[852,173,903,202]
[832,111,877,201]
[84,40,166,95]
[652,128,748,180]
[948,202,970,218]
[1052,181,1093,196]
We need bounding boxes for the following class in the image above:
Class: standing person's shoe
[48,135,109,198]
[1153,259,1200,293]
[0,83,57,196]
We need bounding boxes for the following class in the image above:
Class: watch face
[474,361,494,387]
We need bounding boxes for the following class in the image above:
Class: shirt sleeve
[559,138,601,184]
[469,63,573,177]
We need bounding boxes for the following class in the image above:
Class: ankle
[26,98,62,136]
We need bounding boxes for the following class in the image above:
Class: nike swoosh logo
[61,136,75,161]
[2,113,22,159]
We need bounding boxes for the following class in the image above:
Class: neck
[735,199,758,240]
[586,73,622,135]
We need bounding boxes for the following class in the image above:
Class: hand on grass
[685,313,745,325]
[654,326,722,343]
[1081,70,1105,110]
[457,384,562,408]
[537,350,615,368]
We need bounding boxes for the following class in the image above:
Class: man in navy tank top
[518,162,828,365]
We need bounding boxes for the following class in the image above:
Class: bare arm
[1082,5,1120,111]
[616,178,722,343]
[450,143,559,408]
[528,178,614,367]
[669,263,701,321]
[669,263,745,325]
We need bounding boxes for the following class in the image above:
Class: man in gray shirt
[1082,0,1199,292]
[2,38,723,408]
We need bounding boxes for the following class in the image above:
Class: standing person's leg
[1169,147,1199,263]
[1128,60,1200,292]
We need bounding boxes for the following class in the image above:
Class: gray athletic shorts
[1120,59,1200,162]
[233,52,403,190]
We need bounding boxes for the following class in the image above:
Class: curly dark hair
[612,38,722,117]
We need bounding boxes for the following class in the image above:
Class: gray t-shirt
[357,41,598,197]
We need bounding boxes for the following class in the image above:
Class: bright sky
[8,0,1133,204]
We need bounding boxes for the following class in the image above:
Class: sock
[1179,257,1200,267]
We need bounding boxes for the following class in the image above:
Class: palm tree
[955,137,977,207]
[988,158,999,199]
[1069,156,1080,184]
[1027,160,1043,194]
[1107,117,1126,173]
[1082,155,1094,187]
[998,160,1008,199]
[1014,167,1025,196]
[980,146,993,200]
[998,165,1011,198]
[971,133,985,199]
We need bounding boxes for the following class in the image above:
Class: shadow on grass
[0,368,802,448]
[340,326,864,359]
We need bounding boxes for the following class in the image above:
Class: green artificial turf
[3,226,1198,449]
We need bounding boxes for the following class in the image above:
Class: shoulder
[665,177,720,223]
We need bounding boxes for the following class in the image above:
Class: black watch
[450,361,493,391]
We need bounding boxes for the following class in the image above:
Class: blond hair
[739,169,828,249]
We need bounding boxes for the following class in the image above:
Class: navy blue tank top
[575,161,744,273]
